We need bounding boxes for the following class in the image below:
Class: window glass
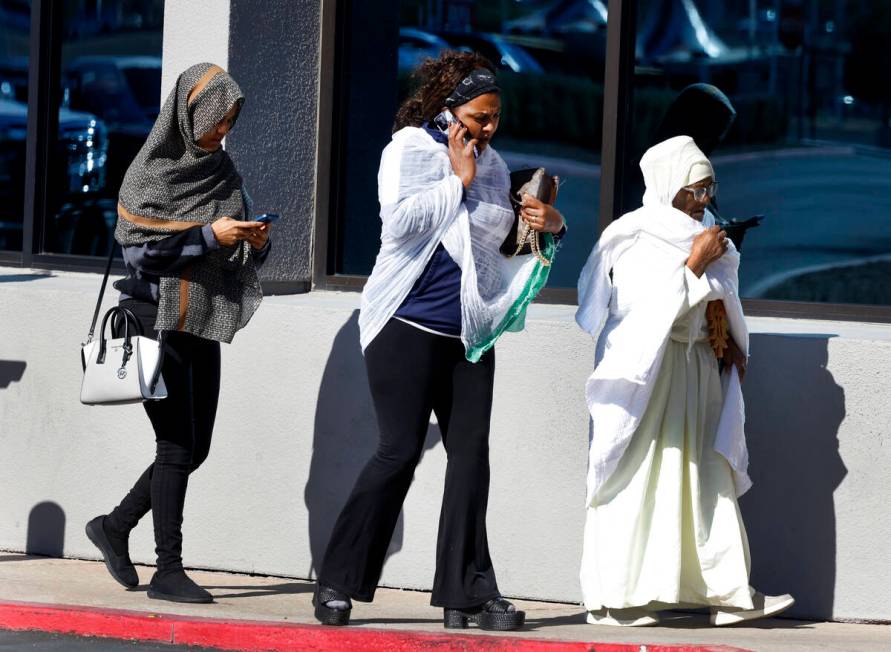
[0,0,31,252]
[42,0,163,256]
[628,0,891,306]
[333,0,607,289]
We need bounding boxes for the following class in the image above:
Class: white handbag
[80,239,167,405]
[80,306,167,405]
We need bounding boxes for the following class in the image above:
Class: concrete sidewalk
[0,554,888,651]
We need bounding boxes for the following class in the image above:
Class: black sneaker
[85,516,138,589]
[147,568,213,604]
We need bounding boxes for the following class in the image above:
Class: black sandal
[312,583,352,626]
[444,597,525,631]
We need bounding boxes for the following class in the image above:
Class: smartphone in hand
[432,110,479,159]
[255,213,280,224]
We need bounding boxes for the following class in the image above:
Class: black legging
[106,299,220,571]
[319,318,500,609]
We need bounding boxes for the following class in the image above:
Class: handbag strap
[85,218,118,345]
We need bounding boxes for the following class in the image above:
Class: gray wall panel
[226,0,323,287]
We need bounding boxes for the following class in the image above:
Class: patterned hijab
[115,62,261,343]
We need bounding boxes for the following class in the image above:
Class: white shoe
[587,607,660,627]
[710,592,795,626]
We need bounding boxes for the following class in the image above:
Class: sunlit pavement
[0,554,889,651]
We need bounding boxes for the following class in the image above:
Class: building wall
[0,270,889,622]
[225,0,323,289]
[160,0,230,99]
[162,0,322,289]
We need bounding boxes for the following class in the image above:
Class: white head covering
[640,135,714,208]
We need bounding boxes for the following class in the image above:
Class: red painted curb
[0,600,752,652]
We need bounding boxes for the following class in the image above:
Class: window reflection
[0,0,30,251]
[44,0,163,257]
[336,0,606,288]
[629,0,891,306]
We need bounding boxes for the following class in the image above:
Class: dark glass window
[42,0,163,257]
[627,0,891,307]
[330,0,607,288]
[0,0,31,252]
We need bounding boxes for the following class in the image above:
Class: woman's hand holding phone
[246,222,270,251]
[448,121,478,189]
[212,216,263,247]
[211,216,271,249]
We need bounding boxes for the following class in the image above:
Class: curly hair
[393,50,497,133]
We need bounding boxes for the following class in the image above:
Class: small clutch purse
[500,167,557,266]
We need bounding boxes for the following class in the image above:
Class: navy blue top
[394,243,463,336]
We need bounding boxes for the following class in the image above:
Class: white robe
[575,136,753,610]
[578,245,753,610]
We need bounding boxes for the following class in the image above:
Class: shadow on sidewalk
[522,611,814,631]
[201,582,315,599]
[655,611,815,631]
[347,611,813,631]
[348,617,443,627]
[0,554,42,562]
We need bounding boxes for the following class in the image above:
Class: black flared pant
[319,318,500,608]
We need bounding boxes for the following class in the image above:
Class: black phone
[255,213,280,224]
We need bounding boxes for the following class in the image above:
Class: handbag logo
[117,367,128,380]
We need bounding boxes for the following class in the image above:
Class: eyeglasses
[681,182,718,202]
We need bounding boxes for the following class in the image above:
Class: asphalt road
[0,629,219,651]
[716,148,891,297]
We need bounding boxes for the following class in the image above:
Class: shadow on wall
[740,333,847,621]
[26,502,66,558]
[0,360,26,389]
[304,311,439,579]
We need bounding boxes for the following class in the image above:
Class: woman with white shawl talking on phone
[575,136,793,627]
[311,51,564,631]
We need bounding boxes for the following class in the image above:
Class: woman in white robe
[575,136,794,627]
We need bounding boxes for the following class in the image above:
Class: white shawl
[359,127,554,361]
[575,136,751,506]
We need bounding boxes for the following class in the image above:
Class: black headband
[445,68,500,108]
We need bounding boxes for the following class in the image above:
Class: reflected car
[399,28,451,71]
[63,56,161,193]
[438,32,544,74]
[0,55,29,103]
[0,96,108,250]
